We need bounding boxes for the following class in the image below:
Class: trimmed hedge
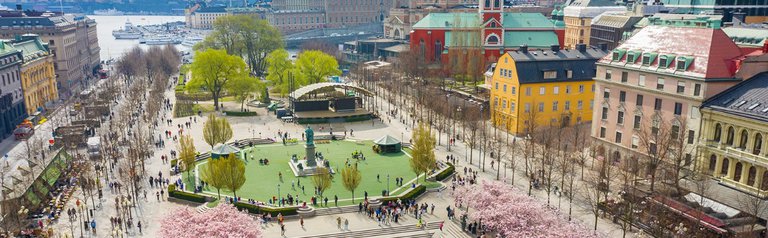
[223,111,257,117]
[168,184,208,203]
[380,184,426,203]
[233,202,299,216]
[434,162,455,181]
[170,159,178,167]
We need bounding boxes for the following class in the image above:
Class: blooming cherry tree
[453,180,602,238]
[160,204,263,238]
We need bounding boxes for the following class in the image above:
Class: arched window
[747,166,756,186]
[754,133,762,155]
[419,39,425,59]
[612,151,621,164]
[708,155,717,173]
[713,123,722,141]
[739,130,749,149]
[494,0,500,8]
[734,162,743,181]
[485,0,491,8]
[762,172,768,190]
[721,158,730,176]
[726,126,735,145]
[486,35,499,45]
[434,40,442,63]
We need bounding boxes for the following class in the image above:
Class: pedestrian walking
[280,223,285,236]
[336,217,342,229]
[344,218,349,231]
[156,191,160,201]
[137,221,142,234]
[334,195,338,206]
[299,216,304,228]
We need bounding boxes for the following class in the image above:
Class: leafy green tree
[296,50,341,85]
[178,134,197,180]
[188,49,247,111]
[220,153,247,198]
[196,15,283,76]
[311,167,333,202]
[203,113,233,148]
[201,158,225,199]
[227,76,261,111]
[341,165,362,203]
[265,49,294,96]
[411,123,437,182]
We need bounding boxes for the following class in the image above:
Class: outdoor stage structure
[288,82,374,124]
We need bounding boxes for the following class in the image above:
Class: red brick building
[409,0,564,66]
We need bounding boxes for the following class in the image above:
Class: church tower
[480,0,503,47]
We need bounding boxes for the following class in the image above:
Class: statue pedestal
[305,144,316,167]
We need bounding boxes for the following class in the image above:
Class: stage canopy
[373,135,402,153]
[211,143,241,159]
[290,82,373,100]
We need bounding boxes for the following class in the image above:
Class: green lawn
[185,140,420,207]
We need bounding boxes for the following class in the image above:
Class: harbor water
[88,15,188,61]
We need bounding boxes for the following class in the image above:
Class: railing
[719,178,767,198]
[725,147,768,168]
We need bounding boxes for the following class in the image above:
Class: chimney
[576,44,587,52]
[16,4,22,11]
[550,44,560,52]
[519,44,528,54]
[763,38,768,54]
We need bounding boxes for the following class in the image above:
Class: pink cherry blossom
[160,204,264,238]
[453,180,603,238]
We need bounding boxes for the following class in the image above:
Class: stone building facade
[8,34,58,115]
[0,41,25,139]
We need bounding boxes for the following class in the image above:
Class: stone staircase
[438,220,472,238]
[195,204,211,213]
[313,205,360,216]
[295,222,440,238]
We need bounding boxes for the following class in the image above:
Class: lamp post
[277,184,281,206]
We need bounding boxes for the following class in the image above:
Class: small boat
[112,19,143,39]
[140,36,182,45]
[181,36,203,47]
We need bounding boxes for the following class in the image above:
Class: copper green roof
[0,41,19,58]
[10,38,49,64]
[722,27,768,48]
[412,12,555,29]
[503,31,559,48]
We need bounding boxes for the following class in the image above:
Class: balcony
[719,177,767,198]
[724,147,768,168]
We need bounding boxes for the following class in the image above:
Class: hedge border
[223,111,258,117]
[434,162,455,181]
[380,184,426,203]
[168,184,209,203]
[233,202,299,216]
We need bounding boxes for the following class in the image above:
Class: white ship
[181,36,204,47]
[139,36,182,45]
[93,8,124,16]
[112,19,143,39]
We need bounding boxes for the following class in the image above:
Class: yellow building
[9,35,58,115]
[562,0,626,49]
[698,74,768,197]
[490,45,606,134]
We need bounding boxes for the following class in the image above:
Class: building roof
[7,35,49,64]
[412,12,555,29]
[290,82,372,100]
[722,27,768,48]
[598,23,743,79]
[591,13,642,29]
[503,31,560,48]
[380,44,410,53]
[374,135,401,146]
[506,46,608,84]
[701,72,768,123]
[567,0,620,7]
[0,41,18,58]
[197,6,227,13]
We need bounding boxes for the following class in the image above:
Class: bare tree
[636,114,676,193]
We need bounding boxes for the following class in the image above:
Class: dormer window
[659,55,674,68]
[627,52,636,63]
[642,53,657,66]
[676,56,693,71]
[612,49,626,61]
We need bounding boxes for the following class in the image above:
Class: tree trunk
[217,188,221,199]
